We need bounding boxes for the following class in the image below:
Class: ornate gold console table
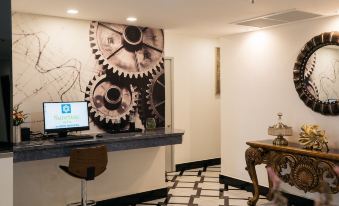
[245,140,339,206]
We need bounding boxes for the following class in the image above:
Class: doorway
[165,57,175,172]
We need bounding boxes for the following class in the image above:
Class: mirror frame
[293,31,339,115]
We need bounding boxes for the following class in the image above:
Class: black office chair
[60,145,108,206]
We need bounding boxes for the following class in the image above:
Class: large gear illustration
[89,21,164,78]
[146,69,165,123]
[84,72,138,126]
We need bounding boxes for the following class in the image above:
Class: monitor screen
[43,101,89,133]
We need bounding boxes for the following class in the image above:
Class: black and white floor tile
[137,165,269,206]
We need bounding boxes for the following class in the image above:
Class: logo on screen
[61,104,71,114]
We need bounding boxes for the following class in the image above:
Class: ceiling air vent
[234,10,322,28]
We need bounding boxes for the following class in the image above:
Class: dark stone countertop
[0,150,13,158]
[0,143,13,158]
[13,129,184,163]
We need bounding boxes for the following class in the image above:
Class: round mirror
[294,31,339,115]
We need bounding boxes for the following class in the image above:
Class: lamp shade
[268,113,293,137]
[268,126,293,136]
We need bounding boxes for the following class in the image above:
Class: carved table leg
[245,147,264,206]
[266,166,274,201]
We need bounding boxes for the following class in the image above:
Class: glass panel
[165,58,174,172]
[0,0,12,147]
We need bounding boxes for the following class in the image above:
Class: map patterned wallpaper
[12,13,165,132]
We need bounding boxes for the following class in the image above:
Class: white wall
[12,12,221,173]
[11,13,168,206]
[14,148,165,206]
[0,156,13,206]
[220,15,339,201]
[165,32,221,164]
[11,13,220,206]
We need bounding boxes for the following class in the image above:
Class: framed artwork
[215,47,221,95]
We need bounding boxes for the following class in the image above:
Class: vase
[13,125,21,143]
[145,118,156,130]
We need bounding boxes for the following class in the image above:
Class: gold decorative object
[299,124,329,152]
[268,113,293,146]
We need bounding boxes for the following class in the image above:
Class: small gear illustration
[146,69,165,123]
[61,104,71,113]
[84,72,138,126]
[89,21,164,78]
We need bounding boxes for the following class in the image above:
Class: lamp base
[273,136,288,146]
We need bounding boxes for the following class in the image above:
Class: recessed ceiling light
[67,9,79,15]
[126,17,137,22]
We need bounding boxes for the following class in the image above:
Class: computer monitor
[43,101,89,137]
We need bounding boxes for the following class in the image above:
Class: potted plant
[12,104,28,143]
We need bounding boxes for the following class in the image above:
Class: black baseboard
[219,175,314,206]
[97,187,168,206]
[176,158,221,171]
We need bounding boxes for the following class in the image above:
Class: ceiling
[11,0,339,37]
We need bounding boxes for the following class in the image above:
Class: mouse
[96,134,103,138]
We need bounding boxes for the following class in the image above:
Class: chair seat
[59,165,84,180]
[59,165,97,181]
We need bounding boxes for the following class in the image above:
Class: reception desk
[0,143,12,156]
[0,148,13,206]
[14,129,183,162]
[13,129,184,206]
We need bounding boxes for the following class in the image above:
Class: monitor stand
[57,131,68,138]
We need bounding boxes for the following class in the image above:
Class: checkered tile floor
[137,165,269,206]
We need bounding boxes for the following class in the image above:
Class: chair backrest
[68,145,108,180]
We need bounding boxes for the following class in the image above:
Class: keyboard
[54,135,94,142]
[106,128,143,134]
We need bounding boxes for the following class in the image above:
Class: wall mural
[86,22,165,129]
[12,13,165,132]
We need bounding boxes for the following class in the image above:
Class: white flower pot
[13,125,21,143]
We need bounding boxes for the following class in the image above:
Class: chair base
[67,200,96,206]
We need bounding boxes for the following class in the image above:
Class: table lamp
[268,113,293,146]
